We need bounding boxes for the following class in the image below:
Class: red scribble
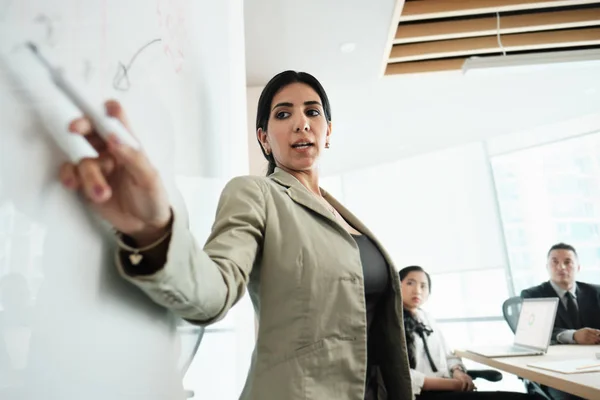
[157,0,187,73]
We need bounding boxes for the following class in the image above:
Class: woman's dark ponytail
[266,154,276,175]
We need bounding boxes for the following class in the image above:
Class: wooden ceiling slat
[400,0,600,22]
[381,0,407,76]
[395,8,600,44]
[389,27,600,63]
[385,58,466,75]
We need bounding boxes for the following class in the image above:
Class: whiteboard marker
[26,42,140,150]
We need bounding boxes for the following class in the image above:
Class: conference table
[456,345,600,399]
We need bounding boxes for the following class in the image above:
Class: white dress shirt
[409,309,466,396]
[549,280,579,344]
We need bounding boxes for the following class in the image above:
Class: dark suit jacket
[520,281,600,342]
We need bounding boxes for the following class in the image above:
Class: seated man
[521,243,600,345]
[521,243,600,400]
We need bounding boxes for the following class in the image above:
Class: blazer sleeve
[115,176,266,324]
[520,288,534,298]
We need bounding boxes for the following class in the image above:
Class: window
[504,227,528,247]
[491,132,600,293]
[339,142,507,276]
[500,200,525,223]
[426,269,509,320]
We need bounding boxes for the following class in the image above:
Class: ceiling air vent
[382,0,600,75]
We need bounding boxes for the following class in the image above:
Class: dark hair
[255,70,332,176]
[547,242,578,258]
[399,265,432,293]
[399,265,433,369]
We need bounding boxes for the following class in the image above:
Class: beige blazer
[116,168,412,400]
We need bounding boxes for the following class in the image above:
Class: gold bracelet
[115,228,172,266]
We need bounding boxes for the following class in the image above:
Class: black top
[352,234,390,400]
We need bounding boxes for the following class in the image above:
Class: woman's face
[257,82,331,173]
[401,271,430,310]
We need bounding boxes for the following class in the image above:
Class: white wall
[246,86,267,176]
[487,112,600,157]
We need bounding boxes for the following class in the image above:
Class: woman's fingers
[98,154,116,176]
[67,98,132,152]
[68,117,93,135]
[60,154,116,201]
[76,158,113,203]
[462,380,470,391]
[106,133,157,187]
[68,100,152,184]
[102,100,158,186]
[105,99,134,134]
[63,100,160,204]
[68,117,107,152]
[59,162,80,190]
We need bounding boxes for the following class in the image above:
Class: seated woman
[399,266,540,399]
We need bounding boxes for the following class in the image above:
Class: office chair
[502,296,523,333]
[467,369,503,382]
[502,296,551,400]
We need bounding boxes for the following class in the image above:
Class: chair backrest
[502,296,523,334]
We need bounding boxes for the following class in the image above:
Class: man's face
[547,249,580,288]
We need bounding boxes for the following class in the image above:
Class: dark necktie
[565,292,582,329]
[414,323,438,373]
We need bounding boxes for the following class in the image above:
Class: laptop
[466,297,559,358]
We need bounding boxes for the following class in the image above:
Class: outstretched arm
[116,176,266,324]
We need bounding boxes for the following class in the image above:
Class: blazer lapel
[269,169,402,293]
[324,190,402,294]
[269,169,388,252]
[269,169,338,223]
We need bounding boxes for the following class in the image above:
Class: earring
[325,142,330,149]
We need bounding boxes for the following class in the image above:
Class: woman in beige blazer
[59,71,412,399]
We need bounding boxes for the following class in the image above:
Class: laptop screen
[514,298,558,350]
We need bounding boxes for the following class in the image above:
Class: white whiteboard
[0,0,219,398]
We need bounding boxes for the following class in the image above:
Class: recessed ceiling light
[340,42,356,53]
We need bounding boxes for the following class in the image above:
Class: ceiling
[385,0,600,75]
[243,1,600,175]
[243,0,398,86]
